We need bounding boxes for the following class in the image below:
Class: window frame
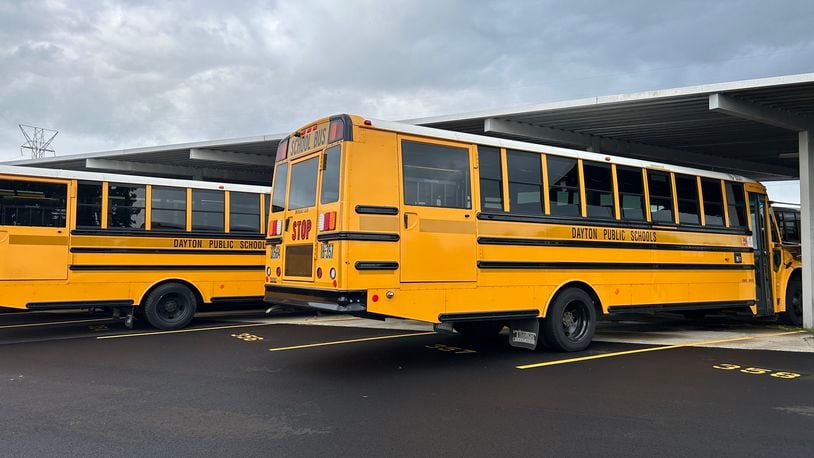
[107,182,146,230]
[76,181,103,229]
[616,165,647,222]
[582,160,616,220]
[477,145,505,212]
[287,155,321,211]
[700,178,725,227]
[229,192,261,234]
[0,177,68,228]
[674,174,701,226]
[191,189,225,233]
[400,139,472,210]
[506,150,544,216]
[150,186,187,232]
[646,170,675,224]
[546,155,582,218]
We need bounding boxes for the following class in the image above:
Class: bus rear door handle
[404,212,418,229]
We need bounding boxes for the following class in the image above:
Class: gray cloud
[1,0,813,165]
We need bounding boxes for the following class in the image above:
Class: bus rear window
[289,157,319,210]
[271,163,288,213]
[320,145,341,204]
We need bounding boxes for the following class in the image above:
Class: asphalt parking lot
[1,309,813,456]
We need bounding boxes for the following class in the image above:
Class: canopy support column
[800,129,814,328]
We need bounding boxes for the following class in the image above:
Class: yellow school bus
[263,115,803,351]
[0,165,270,329]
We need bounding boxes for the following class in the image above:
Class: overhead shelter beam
[709,93,813,329]
[84,158,269,183]
[709,93,812,131]
[188,148,270,166]
[483,118,797,179]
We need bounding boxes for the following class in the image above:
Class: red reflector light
[316,267,322,279]
[328,118,345,143]
[318,211,336,232]
[275,138,288,161]
[372,294,379,302]
[363,119,372,126]
[269,220,283,236]
[276,267,281,277]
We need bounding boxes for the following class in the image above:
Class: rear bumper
[264,284,367,313]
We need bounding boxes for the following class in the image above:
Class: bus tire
[782,280,803,327]
[142,283,198,330]
[541,288,596,352]
[453,321,504,339]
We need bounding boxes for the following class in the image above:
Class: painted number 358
[713,363,801,379]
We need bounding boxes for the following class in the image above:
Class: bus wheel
[782,280,803,327]
[453,321,504,339]
[142,283,198,330]
[541,288,596,352]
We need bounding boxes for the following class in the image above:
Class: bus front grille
[285,244,313,277]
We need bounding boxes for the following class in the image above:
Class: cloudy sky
[1,0,813,201]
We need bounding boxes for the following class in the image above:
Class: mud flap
[433,322,456,336]
[509,318,539,350]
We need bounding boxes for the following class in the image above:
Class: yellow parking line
[97,322,280,339]
[0,318,111,329]
[96,316,364,340]
[268,331,436,352]
[517,330,806,369]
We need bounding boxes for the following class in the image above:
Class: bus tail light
[269,220,283,236]
[318,212,336,232]
[275,138,288,161]
[328,118,346,143]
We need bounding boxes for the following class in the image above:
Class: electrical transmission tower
[19,124,58,159]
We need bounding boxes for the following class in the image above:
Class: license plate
[319,243,334,259]
[270,245,281,259]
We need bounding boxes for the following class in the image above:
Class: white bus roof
[0,165,271,193]
[367,118,760,184]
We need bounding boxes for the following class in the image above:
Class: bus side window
[725,182,747,229]
[477,145,504,212]
[700,178,725,226]
[547,156,581,217]
[108,183,146,229]
[0,178,67,228]
[192,190,225,232]
[151,187,187,231]
[675,174,700,225]
[583,161,615,219]
[271,163,288,214]
[646,170,674,223]
[617,166,646,221]
[230,192,261,233]
[401,140,471,209]
[76,181,102,228]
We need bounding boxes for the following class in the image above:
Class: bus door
[748,192,773,316]
[281,153,321,282]
[0,177,69,280]
[398,138,476,283]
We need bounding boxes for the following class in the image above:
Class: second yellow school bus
[0,165,271,329]
[263,115,802,351]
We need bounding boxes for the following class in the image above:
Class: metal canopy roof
[5,133,285,186]
[4,73,814,183]
[406,73,814,181]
